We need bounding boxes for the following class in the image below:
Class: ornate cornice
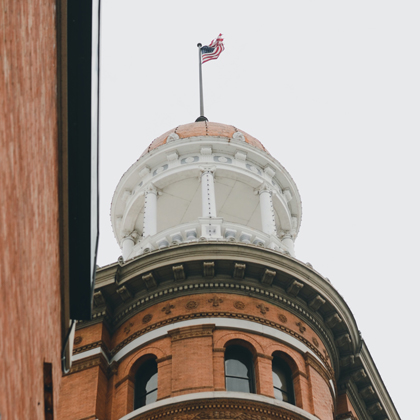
[129,397,314,420]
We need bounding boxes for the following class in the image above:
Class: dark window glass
[225,345,255,393]
[134,359,158,409]
[272,357,294,404]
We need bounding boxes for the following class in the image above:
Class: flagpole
[196,43,206,121]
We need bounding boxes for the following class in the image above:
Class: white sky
[98,2,420,418]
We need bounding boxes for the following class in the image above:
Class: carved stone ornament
[312,337,319,347]
[142,314,153,324]
[142,272,158,290]
[162,303,175,315]
[257,303,269,315]
[278,314,287,323]
[261,269,276,286]
[203,261,215,278]
[173,264,186,281]
[234,301,245,310]
[166,132,179,143]
[74,336,83,345]
[208,296,223,307]
[185,301,198,310]
[124,322,134,335]
[296,321,306,334]
[287,280,304,297]
[233,263,246,279]
[232,131,245,142]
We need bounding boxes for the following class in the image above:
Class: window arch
[272,356,294,404]
[225,345,255,393]
[134,358,158,409]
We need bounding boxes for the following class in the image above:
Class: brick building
[1,2,99,419]
[59,122,400,420]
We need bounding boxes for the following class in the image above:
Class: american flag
[201,34,225,64]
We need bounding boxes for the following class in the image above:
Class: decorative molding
[173,264,186,281]
[261,269,276,286]
[143,314,153,324]
[336,413,357,420]
[162,303,175,315]
[203,261,215,278]
[126,396,318,420]
[351,369,367,383]
[108,312,333,378]
[234,301,245,310]
[308,295,325,311]
[304,352,333,384]
[168,324,215,342]
[335,334,351,348]
[257,303,269,315]
[93,291,106,307]
[359,385,375,399]
[287,280,304,297]
[326,313,342,328]
[116,285,132,302]
[340,355,355,368]
[186,301,198,310]
[233,263,246,279]
[142,273,158,290]
[296,322,306,334]
[208,296,223,307]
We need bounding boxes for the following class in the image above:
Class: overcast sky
[98,2,420,418]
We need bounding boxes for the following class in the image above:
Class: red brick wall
[64,315,334,420]
[0,1,63,420]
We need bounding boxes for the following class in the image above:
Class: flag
[201,34,225,64]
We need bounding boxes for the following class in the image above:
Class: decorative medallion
[296,321,306,334]
[278,314,287,323]
[162,303,175,315]
[234,301,245,310]
[124,322,134,335]
[312,337,319,347]
[74,336,83,345]
[142,314,153,324]
[208,296,223,307]
[185,301,198,310]
[181,156,199,164]
[257,303,269,315]
[213,156,232,164]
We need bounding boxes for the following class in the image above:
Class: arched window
[134,358,158,409]
[225,345,255,393]
[272,356,294,404]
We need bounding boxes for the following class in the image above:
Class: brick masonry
[0,1,63,419]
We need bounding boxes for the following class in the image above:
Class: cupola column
[257,184,277,236]
[143,185,158,237]
[281,232,295,257]
[200,167,217,218]
[121,231,139,260]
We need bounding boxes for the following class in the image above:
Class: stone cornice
[119,393,320,420]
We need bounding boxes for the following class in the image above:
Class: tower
[58,121,400,420]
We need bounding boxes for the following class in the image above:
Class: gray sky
[98,2,420,418]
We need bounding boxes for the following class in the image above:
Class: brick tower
[58,122,400,420]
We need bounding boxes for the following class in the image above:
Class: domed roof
[141,121,269,156]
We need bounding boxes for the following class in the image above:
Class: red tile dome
[141,121,269,156]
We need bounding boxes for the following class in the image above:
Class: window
[272,357,294,404]
[134,358,158,409]
[225,345,255,393]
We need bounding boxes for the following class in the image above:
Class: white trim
[72,346,109,363]
[118,391,320,420]
[74,318,326,371]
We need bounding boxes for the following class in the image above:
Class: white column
[281,232,295,257]
[122,231,139,260]
[143,185,158,237]
[258,185,277,236]
[201,167,217,218]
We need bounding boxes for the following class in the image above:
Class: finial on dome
[195,116,208,122]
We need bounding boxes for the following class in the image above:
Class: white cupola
[111,121,302,261]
